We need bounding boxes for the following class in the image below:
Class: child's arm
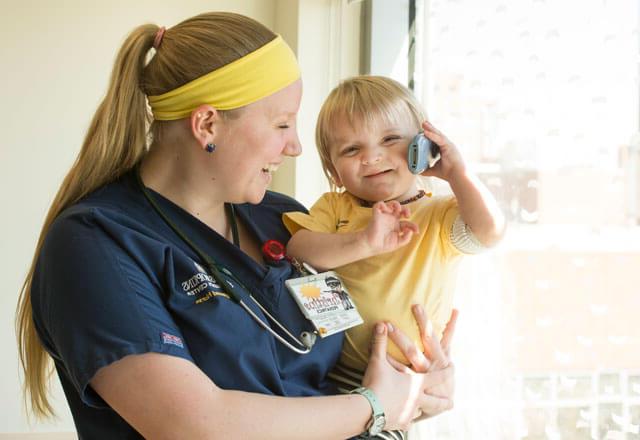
[287,201,419,271]
[421,121,506,247]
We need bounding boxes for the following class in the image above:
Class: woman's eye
[278,124,290,129]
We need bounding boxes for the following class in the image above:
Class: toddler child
[283,76,505,385]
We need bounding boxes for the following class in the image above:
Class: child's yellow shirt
[284,191,462,372]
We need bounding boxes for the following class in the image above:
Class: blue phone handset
[407,133,441,174]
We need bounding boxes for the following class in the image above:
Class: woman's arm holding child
[90,317,453,439]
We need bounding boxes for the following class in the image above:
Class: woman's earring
[205,143,216,153]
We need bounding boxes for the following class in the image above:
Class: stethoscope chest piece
[300,331,317,349]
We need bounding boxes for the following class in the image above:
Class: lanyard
[135,165,315,354]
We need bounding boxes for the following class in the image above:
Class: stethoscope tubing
[135,165,314,354]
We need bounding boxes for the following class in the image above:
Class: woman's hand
[386,307,458,420]
[389,305,457,372]
[361,323,439,431]
[361,308,458,430]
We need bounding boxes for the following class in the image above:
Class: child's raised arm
[420,121,506,247]
[286,201,419,271]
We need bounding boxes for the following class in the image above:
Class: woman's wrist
[350,386,387,435]
[345,390,379,435]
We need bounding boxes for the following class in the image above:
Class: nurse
[16,11,455,438]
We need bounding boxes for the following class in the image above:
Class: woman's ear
[190,104,219,149]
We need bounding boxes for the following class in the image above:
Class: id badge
[285,271,363,338]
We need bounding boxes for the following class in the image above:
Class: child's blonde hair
[315,75,425,188]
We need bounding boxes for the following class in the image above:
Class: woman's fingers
[386,322,430,372]
[421,365,455,420]
[411,304,448,369]
[422,363,455,391]
[386,354,413,373]
[417,393,453,420]
[369,322,388,362]
[440,309,459,357]
[428,340,448,371]
[411,304,433,358]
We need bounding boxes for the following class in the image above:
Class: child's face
[328,115,420,203]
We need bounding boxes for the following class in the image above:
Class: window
[365,0,640,437]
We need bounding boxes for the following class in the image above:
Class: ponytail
[16,24,157,418]
[17,11,278,419]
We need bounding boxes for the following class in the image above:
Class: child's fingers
[422,120,443,136]
[373,201,389,214]
[424,131,447,150]
[420,159,442,177]
[422,120,450,147]
[399,221,419,235]
[386,200,402,217]
[397,222,418,247]
[396,231,414,248]
[399,205,412,219]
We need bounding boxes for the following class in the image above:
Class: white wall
[367,0,409,82]
[275,0,364,208]
[0,0,277,434]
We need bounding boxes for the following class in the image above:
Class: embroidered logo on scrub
[161,331,184,348]
[180,261,230,304]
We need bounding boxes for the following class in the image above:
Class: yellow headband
[148,35,300,120]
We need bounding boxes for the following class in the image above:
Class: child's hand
[420,120,466,182]
[363,200,419,255]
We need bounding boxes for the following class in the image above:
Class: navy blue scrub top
[31,170,343,439]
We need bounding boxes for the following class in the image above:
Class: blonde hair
[315,75,425,188]
[16,11,276,419]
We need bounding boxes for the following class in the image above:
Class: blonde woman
[17,12,455,439]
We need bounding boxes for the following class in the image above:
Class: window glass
[407,0,640,438]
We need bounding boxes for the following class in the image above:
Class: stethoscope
[135,166,317,354]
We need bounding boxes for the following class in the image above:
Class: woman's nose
[283,133,302,157]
